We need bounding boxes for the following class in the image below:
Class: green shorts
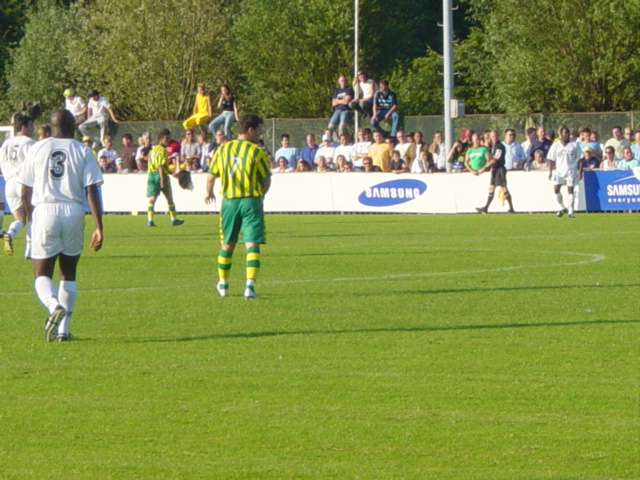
[147,172,173,197]
[220,197,266,244]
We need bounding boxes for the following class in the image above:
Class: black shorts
[490,167,507,187]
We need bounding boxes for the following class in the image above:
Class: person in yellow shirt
[183,83,212,132]
[367,130,393,172]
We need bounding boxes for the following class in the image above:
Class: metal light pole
[443,0,454,172]
[354,0,360,133]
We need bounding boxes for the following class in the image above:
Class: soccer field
[1,212,638,479]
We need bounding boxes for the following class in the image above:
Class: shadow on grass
[129,318,640,344]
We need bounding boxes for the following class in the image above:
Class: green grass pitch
[1,212,638,479]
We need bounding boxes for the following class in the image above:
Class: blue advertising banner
[583,169,640,211]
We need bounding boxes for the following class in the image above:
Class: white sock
[246,279,255,287]
[568,193,575,214]
[58,281,77,335]
[24,224,32,259]
[34,276,60,314]
[7,220,23,238]
[555,192,564,209]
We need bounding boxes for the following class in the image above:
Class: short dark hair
[238,114,263,134]
[122,133,133,141]
[12,112,32,133]
[280,133,290,140]
[379,79,389,87]
[160,128,171,136]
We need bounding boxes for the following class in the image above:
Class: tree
[388,48,443,115]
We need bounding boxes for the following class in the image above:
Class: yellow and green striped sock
[246,246,260,282]
[218,249,233,282]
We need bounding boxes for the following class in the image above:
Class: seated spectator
[352,128,372,170]
[590,130,605,153]
[136,132,151,173]
[604,126,630,158]
[273,156,294,173]
[370,79,400,137]
[99,155,117,173]
[362,156,382,172]
[315,133,336,167]
[579,146,599,170]
[447,129,473,173]
[197,131,215,171]
[208,85,239,139]
[503,129,526,170]
[180,129,202,171]
[63,88,86,124]
[389,150,409,174]
[298,133,318,169]
[617,146,639,170]
[349,70,377,118]
[37,124,51,140]
[528,149,547,171]
[368,130,393,172]
[96,135,118,171]
[183,83,212,132]
[631,130,640,161]
[530,125,552,159]
[274,134,298,169]
[600,146,618,170]
[334,133,354,164]
[394,130,412,159]
[295,159,311,172]
[624,126,634,144]
[78,90,119,146]
[405,131,430,172]
[327,75,354,140]
[335,154,350,172]
[429,131,446,172]
[577,126,602,160]
[341,161,354,172]
[82,135,97,159]
[117,133,138,173]
[411,150,432,174]
[315,155,334,172]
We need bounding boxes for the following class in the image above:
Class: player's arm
[86,183,104,252]
[158,164,166,188]
[21,185,34,222]
[205,173,217,204]
[261,177,271,197]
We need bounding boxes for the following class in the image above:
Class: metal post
[443,0,454,173]
[354,0,359,133]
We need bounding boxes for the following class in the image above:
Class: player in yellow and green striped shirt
[205,114,271,299]
[146,131,184,227]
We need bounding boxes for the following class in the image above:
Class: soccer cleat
[244,285,257,300]
[475,206,488,214]
[507,208,515,213]
[171,219,185,226]
[216,281,229,298]
[568,213,576,218]
[148,221,156,227]
[4,233,13,256]
[56,333,73,342]
[44,306,66,342]
[556,208,567,218]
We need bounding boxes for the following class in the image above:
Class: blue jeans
[208,111,236,139]
[370,110,399,136]
[327,109,352,137]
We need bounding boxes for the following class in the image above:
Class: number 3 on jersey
[49,150,67,179]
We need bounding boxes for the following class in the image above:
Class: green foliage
[388,48,443,115]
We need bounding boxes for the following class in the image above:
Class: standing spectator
[117,134,138,174]
[623,127,633,144]
[370,80,399,137]
[617,146,639,170]
[96,135,118,172]
[18,109,104,342]
[600,146,618,170]
[327,75,354,140]
[204,114,271,300]
[394,130,412,160]
[429,131,447,172]
[576,126,602,160]
[146,131,185,227]
[274,134,298,169]
[530,126,553,159]
[208,85,239,139]
[464,132,490,174]
[63,88,86,124]
[349,70,376,118]
[183,83,212,132]
[447,129,473,173]
[352,128,372,170]
[604,126,630,159]
[502,129,526,170]
[520,127,537,168]
[197,131,215,171]
[315,133,336,167]
[334,133,354,164]
[298,133,318,169]
[368,130,393,172]
[475,130,515,214]
[547,125,582,218]
[405,131,430,172]
[180,129,202,172]
[631,130,640,161]
[136,132,151,173]
[78,90,119,146]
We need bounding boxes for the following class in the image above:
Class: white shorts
[552,169,578,187]
[31,203,85,259]
[4,177,22,213]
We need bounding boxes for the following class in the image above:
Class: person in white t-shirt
[63,88,86,124]
[18,109,104,342]
[352,128,372,170]
[315,134,336,168]
[333,133,354,164]
[349,70,377,118]
[547,125,583,218]
[78,90,119,146]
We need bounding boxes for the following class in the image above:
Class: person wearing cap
[63,88,86,124]
[183,83,212,132]
[78,90,119,146]
[315,133,337,168]
[81,136,97,159]
[349,70,377,118]
[579,146,599,170]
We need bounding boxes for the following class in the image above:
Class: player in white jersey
[18,109,104,342]
[0,112,35,256]
[547,125,583,218]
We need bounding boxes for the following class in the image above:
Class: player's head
[158,130,170,146]
[12,112,34,136]
[557,124,570,143]
[50,108,75,138]
[37,124,51,140]
[238,114,263,143]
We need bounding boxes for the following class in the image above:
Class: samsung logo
[358,179,427,206]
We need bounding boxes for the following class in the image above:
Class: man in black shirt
[475,130,514,213]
